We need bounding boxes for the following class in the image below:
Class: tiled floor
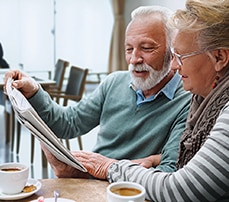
[0,123,98,179]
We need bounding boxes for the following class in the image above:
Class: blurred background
[0,0,185,74]
[0,0,186,179]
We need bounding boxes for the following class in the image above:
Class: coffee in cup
[110,187,141,196]
[107,181,146,202]
[1,167,22,172]
[0,162,29,194]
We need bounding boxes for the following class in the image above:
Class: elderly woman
[65,0,229,201]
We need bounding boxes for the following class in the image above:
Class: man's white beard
[129,63,170,91]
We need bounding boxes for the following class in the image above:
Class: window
[0,0,113,73]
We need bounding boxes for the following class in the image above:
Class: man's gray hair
[131,6,174,71]
[131,6,174,49]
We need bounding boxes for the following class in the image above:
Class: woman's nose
[170,57,180,71]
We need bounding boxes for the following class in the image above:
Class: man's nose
[129,50,143,65]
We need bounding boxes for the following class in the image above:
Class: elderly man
[4,6,191,177]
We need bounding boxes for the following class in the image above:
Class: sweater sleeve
[156,100,190,172]
[28,72,118,139]
[107,103,229,202]
[28,82,105,139]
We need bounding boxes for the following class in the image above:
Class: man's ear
[212,49,229,71]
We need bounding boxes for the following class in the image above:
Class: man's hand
[4,70,39,98]
[73,151,117,179]
[41,143,90,178]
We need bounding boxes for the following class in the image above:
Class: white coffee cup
[107,181,146,202]
[0,162,29,194]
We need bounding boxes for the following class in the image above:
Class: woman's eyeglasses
[170,47,206,66]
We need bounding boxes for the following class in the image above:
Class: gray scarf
[177,71,229,169]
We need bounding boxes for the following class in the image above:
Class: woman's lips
[181,75,188,80]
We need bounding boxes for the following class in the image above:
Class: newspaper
[5,78,87,172]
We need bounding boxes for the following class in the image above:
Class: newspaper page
[6,78,87,172]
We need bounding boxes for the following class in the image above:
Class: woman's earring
[212,74,220,89]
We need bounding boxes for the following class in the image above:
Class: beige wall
[0,0,186,74]
[124,0,185,24]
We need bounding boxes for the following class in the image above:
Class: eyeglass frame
[170,47,206,66]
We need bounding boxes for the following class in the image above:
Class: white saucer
[31,198,76,202]
[0,178,42,200]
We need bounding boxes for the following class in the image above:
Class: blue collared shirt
[130,72,181,106]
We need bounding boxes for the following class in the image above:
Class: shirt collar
[161,71,181,100]
[130,71,181,102]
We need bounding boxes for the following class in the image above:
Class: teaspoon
[54,190,60,202]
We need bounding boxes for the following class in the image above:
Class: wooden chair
[4,95,15,146]
[31,59,70,162]
[29,59,70,166]
[46,59,70,92]
[48,65,89,150]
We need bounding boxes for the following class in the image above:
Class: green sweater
[30,71,191,172]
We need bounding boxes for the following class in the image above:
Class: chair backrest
[65,66,88,97]
[53,59,69,91]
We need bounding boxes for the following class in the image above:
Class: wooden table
[0,178,149,202]
[0,68,55,90]
[0,76,56,89]
[17,178,109,202]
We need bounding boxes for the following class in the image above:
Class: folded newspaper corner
[5,78,87,172]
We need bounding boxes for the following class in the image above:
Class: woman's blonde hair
[169,0,229,51]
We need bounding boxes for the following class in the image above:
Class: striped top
[107,102,229,202]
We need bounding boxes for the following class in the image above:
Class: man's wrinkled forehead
[125,17,166,45]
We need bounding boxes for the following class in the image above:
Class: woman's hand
[4,70,39,98]
[132,154,161,168]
